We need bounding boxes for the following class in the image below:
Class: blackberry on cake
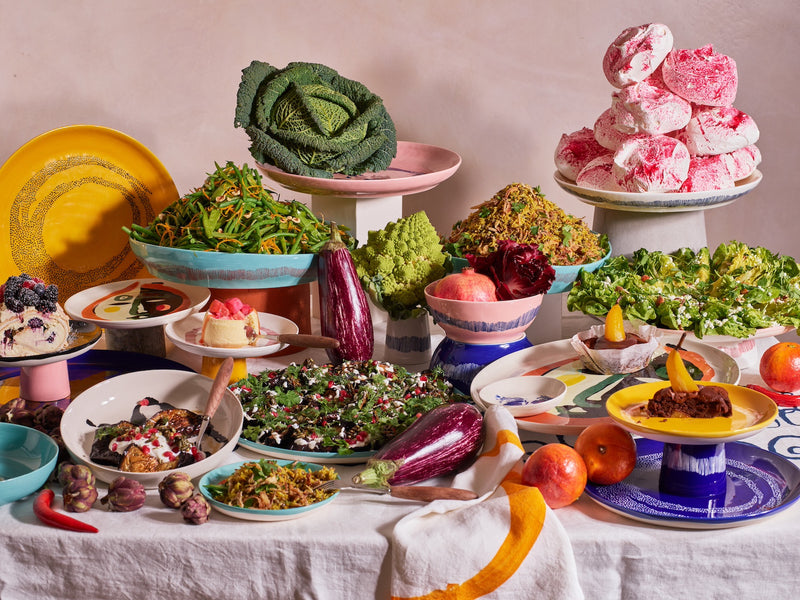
[0,274,71,357]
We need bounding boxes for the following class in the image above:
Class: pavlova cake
[0,274,71,357]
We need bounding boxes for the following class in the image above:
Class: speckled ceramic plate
[0,125,179,300]
[584,438,800,529]
[553,169,761,213]
[257,141,461,198]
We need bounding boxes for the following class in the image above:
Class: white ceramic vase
[384,313,432,366]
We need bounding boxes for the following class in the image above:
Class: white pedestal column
[592,207,709,256]
[311,194,403,245]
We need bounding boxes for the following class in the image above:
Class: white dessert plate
[65,278,210,329]
[0,320,101,366]
[165,311,298,358]
[258,141,461,198]
[199,459,339,521]
[478,376,567,417]
[553,169,761,213]
[470,338,739,435]
[605,381,778,444]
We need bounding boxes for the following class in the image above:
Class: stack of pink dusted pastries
[555,23,760,194]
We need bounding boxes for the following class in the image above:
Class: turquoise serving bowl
[448,241,612,295]
[199,459,339,521]
[0,422,59,505]
[129,238,317,289]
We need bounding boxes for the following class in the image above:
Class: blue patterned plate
[199,459,339,521]
[237,437,375,465]
[584,438,800,529]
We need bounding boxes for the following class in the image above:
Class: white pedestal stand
[592,207,709,256]
[312,194,403,246]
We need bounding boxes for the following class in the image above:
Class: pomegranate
[432,268,497,301]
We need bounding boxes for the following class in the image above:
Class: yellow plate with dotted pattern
[0,125,179,300]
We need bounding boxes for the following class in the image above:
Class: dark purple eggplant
[317,224,375,364]
[353,403,484,487]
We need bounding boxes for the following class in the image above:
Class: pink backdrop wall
[3,0,798,257]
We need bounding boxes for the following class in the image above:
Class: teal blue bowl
[448,242,611,295]
[129,238,317,289]
[0,422,59,505]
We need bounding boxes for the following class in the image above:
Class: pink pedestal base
[19,361,71,407]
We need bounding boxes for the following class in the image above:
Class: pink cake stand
[1,321,101,408]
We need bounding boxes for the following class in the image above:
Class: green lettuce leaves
[567,243,800,339]
[235,61,397,179]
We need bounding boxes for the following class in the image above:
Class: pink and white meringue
[613,135,690,192]
[602,23,674,88]
[675,106,759,156]
[662,44,738,107]
[554,128,609,181]
[575,153,622,191]
[610,80,692,135]
[679,155,736,192]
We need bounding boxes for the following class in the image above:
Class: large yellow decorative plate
[0,125,179,300]
[606,381,778,444]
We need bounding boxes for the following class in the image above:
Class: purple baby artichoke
[63,479,99,513]
[181,493,210,525]
[158,472,195,509]
[101,477,146,512]
[58,462,96,488]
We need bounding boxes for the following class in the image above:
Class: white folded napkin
[389,405,584,599]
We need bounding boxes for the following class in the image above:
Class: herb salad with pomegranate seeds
[233,359,460,455]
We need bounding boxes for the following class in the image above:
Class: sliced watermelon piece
[225,297,245,313]
[207,299,230,318]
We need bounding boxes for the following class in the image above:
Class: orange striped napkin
[389,405,584,600]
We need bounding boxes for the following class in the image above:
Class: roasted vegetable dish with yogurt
[234,359,458,454]
[89,400,227,473]
[204,459,337,510]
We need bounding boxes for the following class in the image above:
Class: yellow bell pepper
[666,348,699,393]
[603,304,626,343]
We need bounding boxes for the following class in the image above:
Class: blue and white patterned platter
[584,438,800,529]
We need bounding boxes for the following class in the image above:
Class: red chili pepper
[33,489,98,534]
[746,384,800,407]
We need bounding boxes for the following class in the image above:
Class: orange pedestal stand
[208,284,312,357]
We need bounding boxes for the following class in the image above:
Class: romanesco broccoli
[351,212,448,320]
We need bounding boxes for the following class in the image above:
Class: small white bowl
[478,376,567,417]
[61,369,243,488]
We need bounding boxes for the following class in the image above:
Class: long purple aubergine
[354,403,484,487]
[317,224,374,364]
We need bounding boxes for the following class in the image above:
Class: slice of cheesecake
[200,298,260,348]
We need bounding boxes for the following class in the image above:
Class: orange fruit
[574,423,637,485]
[521,443,587,508]
[759,341,800,394]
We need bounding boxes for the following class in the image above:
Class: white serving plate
[61,369,243,488]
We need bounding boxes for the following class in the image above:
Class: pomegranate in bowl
[424,281,544,344]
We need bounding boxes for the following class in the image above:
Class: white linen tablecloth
[2,316,798,600]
